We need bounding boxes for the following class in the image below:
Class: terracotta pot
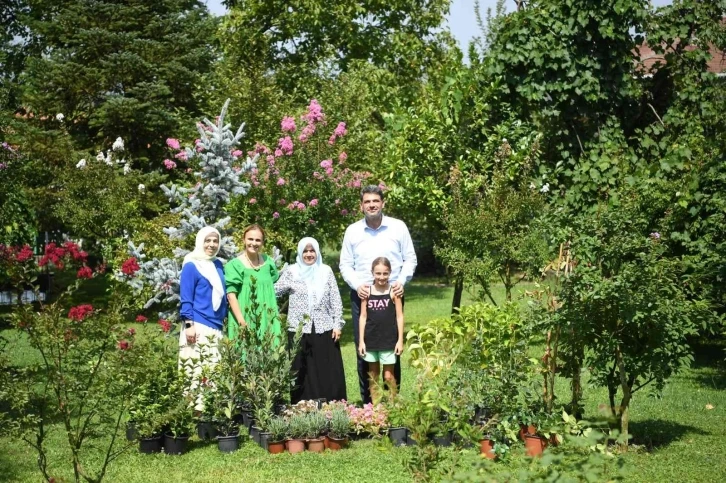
[286,438,306,454]
[479,438,496,460]
[326,435,348,451]
[519,424,537,440]
[267,440,286,454]
[306,437,325,453]
[524,434,548,457]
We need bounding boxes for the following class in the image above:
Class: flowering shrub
[228,99,372,258]
[0,241,153,482]
[345,402,389,436]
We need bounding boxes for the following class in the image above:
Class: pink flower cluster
[287,201,306,210]
[164,159,177,170]
[298,99,325,143]
[277,136,294,156]
[345,402,389,435]
[281,116,297,132]
[328,122,347,145]
[166,138,181,150]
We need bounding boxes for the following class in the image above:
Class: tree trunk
[451,275,464,314]
[616,345,632,450]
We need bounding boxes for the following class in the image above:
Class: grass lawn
[1,278,725,482]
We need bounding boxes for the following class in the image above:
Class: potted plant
[266,416,288,454]
[162,368,196,455]
[286,414,307,454]
[384,394,409,446]
[213,338,244,453]
[131,377,170,454]
[326,408,350,451]
[304,411,327,453]
[196,364,219,442]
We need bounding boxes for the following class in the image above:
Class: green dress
[224,255,281,340]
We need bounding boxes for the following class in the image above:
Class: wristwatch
[184,321,193,329]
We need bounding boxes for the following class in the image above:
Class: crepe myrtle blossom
[281,116,297,132]
[112,137,124,151]
[273,212,280,219]
[166,138,181,150]
[339,152,348,163]
[277,178,286,186]
[164,159,177,170]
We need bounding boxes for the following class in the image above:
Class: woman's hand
[332,329,341,342]
[394,340,403,355]
[358,342,366,357]
[185,326,197,345]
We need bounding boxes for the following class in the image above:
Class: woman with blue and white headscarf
[275,237,346,403]
[179,226,227,368]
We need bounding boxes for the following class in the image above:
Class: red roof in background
[636,41,726,74]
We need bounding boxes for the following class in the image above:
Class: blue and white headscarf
[290,237,329,311]
[182,226,224,310]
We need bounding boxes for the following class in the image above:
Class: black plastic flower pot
[126,422,138,441]
[197,420,218,441]
[259,431,271,451]
[250,425,261,444]
[217,433,240,453]
[433,433,451,447]
[314,398,326,409]
[163,433,189,455]
[388,427,408,447]
[245,415,256,433]
[274,403,287,415]
[138,435,162,454]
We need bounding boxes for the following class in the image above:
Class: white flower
[138,184,146,192]
[540,183,550,193]
[56,113,64,122]
[76,159,87,169]
[96,151,105,162]
[112,137,124,151]
[529,182,536,190]
[123,164,131,175]
[104,151,113,165]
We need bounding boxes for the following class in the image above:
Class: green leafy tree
[18,0,216,166]
[556,190,714,449]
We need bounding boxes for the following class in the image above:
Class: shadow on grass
[629,419,708,450]
[687,339,726,389]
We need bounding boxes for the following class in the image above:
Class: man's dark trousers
[350,289,402,404]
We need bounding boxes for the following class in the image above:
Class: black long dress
[288,320,347,403]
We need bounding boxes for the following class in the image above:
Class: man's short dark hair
[360,185,384,201]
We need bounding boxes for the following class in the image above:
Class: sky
[203,0,674,52]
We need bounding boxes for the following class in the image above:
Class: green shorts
[363,350,396,365]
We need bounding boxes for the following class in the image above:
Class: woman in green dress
[225,224,281,340]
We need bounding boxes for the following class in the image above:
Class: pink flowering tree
[228,99,372,258]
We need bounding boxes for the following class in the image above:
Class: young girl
[358,257,404,398]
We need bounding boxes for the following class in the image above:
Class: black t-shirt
[364,289,398,351]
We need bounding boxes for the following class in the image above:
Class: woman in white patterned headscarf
[275,237,346,403]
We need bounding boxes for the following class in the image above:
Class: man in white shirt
[340,185,417,403]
